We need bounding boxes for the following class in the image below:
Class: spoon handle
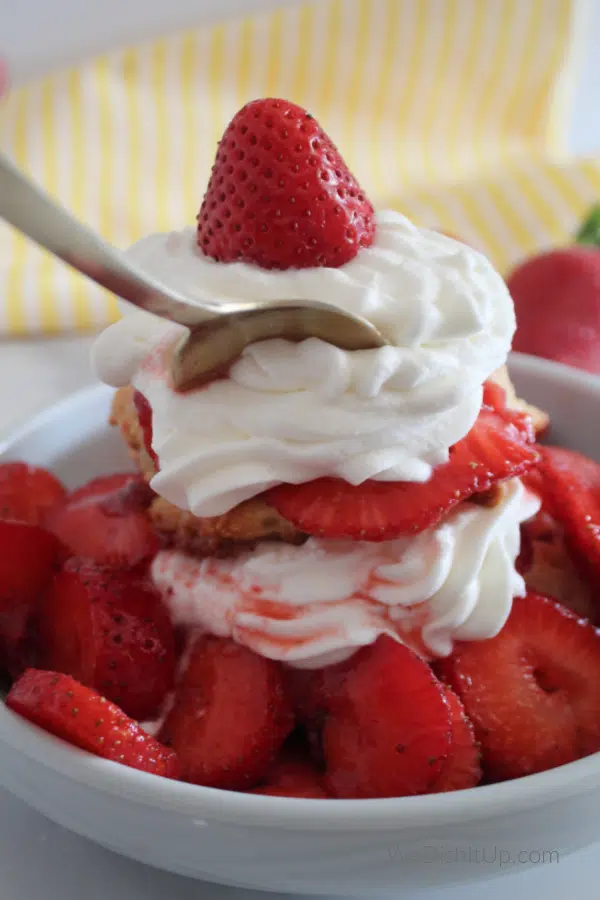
[0,151,213,328]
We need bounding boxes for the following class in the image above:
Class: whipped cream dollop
[151,479,539,667]
[92,211,516,517]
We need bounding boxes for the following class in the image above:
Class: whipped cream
[151,479,539,667]
[92,211,516,517]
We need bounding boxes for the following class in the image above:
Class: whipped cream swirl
[151,479,539,667]
[92,211,515,517]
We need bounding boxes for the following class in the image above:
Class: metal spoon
[0,152,388,389]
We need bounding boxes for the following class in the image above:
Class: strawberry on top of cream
[92,97,527,669]
[93,99,515,519]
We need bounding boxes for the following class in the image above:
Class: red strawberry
[515,455,598,621]
[159,636,294,790]
[252,748,329,798]
[0,462,66,525]
[319,637,451,799]
[46,474,159,568]
[286,667,328,726]
[519,463,550,507]
[431,688,481,793]
[7,670,179,778]
[39,559,175,721]
[439,591,600,781]
[133,391,158,467]
[0,521,62,666]
[509,207,600,374]
[266,394,537,541]
[515,456,562,570]
[536,446,600,583]
[98,475,154,516]
[196,98,375,270]
[284,668,329,765]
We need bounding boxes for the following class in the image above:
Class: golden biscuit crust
[149,494,304,556]
[110,386,156,480]
[491,365,549,436]
[110,386,303,554]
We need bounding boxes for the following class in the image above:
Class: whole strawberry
[197,98,375,269]
[508,207,600,374]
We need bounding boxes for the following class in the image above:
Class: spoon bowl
[171,301,387,389]
[0,152,388,387]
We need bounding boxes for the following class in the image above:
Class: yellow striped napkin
[0,0,598,335]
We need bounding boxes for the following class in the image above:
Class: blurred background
[1,0,600,431]
[2,0,600,332]
[3,0,600,153]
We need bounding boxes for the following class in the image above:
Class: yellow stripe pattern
[0,0,593,334]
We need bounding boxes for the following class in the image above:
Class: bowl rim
[2,351,600,832]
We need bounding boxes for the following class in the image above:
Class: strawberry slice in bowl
[438,591,600,781]
[6,669,179,778]
[0,520,64,676]
[251,745,329,799]
[311,637,453,799]
[431,687,481,793]
[536,446,600,584]
[0,462,66,526]
[45,473,159,569]
[159,635,294,790]
[39,559,176,721]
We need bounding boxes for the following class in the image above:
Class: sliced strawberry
[39,559,175,720]
[520,464,549,506]
[439,591,600,780]
[319,637,451,799]
[196,98,375,270]
[133,391,158,466]
[519,528,597,622]
[7,670,179,778]
[536,446,600,582]
[481,380,508,412]
[284,668,329,766]
[0,520,63,667]
[286,667,328,728]
[99,475,154,516]
[46,474,159,568]
[266,399,538,541]
[252,747,329,798]
[431,688,481,792]
[516,459,598,620]
[0,462,66,525]
[516,448,600,617]
[159,636,294,790]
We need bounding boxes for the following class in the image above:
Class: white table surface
[0,776,596,900]
[2,0,600,895]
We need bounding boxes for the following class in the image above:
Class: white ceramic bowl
[0,353,599,897]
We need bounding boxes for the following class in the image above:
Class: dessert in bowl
[0,99,600,894]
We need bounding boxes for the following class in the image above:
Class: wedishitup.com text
[387,844,560,867]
